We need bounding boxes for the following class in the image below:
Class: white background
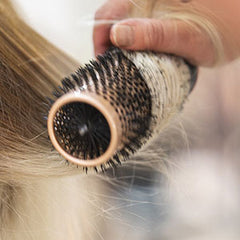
[13,0,106,63]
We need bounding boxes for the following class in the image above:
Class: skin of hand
[93,0,240,67]
[93,0,130,56]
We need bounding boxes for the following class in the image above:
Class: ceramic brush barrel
[47,48,197,169]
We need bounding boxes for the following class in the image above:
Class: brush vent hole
[53,102,111,160]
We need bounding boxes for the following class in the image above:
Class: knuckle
[143,21,165,50]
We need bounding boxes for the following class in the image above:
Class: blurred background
[13,0,105,62]
[12,0,240,239]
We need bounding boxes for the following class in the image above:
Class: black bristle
[77,68,89,89]
[96,55,109,70]
[52,88,62,98]
[90,60,106,90]
[71,74,80,85]
[62,77,75,90]
[108,159,117,168]
[58,85,67,94]
[46,97,54,105]
[125,145,136,154]
[119,149,130,161]
[100,164,106,173]
[113,154,121,165]
[86,64,99,93]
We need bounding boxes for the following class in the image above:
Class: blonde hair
[0,0,225,239]
[0,0,83,184]
[0,2,90,238]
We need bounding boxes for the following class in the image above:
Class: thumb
[110,18,216,66]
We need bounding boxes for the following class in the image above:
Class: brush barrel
[47,48,197,168]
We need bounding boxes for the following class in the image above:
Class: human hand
[93,0,240,67]
[93,0,130,56]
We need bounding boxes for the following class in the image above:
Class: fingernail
[112,24,134,47]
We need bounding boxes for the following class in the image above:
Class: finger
[93,23,112,56]
[110,18,216,66]
[93,0,130,56]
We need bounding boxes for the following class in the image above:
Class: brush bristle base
[47,92,122,167]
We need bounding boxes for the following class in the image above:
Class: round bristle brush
[47,47,197,169]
